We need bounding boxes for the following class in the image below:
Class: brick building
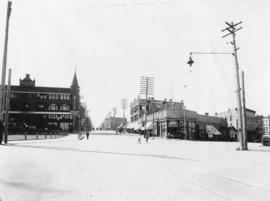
[127,98,227,140]
[130,96,184,122]
[8,73,81,133]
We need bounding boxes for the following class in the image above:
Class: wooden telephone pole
[222,21,247,150]
[241,71,248,149]
[140,77,154,136]
[0,1,12,144]
[4,69,11,144]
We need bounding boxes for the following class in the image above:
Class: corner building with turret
[8,73,80,133]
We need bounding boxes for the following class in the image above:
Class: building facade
[8,73,81,133]
[101,116,127,130]
[128,98,227,140]
[263,116,270,135]
[216,108,263,142]
[130,96,184,122]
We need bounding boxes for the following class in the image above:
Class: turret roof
[71,71,79,88]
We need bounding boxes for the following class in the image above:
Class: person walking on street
[86,130,89,140]
[145,133,149,143]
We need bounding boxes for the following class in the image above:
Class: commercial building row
[127,96,266,141]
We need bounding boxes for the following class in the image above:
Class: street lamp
[186,21,247,150]
[187,52,233,67]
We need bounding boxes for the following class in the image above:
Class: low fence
[7,132,68,141]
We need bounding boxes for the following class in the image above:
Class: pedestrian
[86,130,89,140]
[145,133,149,143]
[138,136,141,144]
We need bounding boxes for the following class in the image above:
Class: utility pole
[0,1,12,144]
[140,77,154,137]
[121,98,128,133]
[183,105,187,140]
[4,69,11,144]
[222,21,246,150]
[121,99,127,119]
[241,71,248,149]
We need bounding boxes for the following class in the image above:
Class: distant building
[216,108,264,141]
[130,96,184,122]
[127,98,227,140]
[263,116,270,135]
[101,116,127,130]
[8,73,81,133]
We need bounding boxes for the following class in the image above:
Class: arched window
[60,104,70,111]
[48,103,58,111]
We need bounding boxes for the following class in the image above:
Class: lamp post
[187,21,246,150]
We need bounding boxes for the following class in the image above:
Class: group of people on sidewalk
[138,133,154,144]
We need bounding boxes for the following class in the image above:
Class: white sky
[0,0,269,127]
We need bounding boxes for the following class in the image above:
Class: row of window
[48,114,73,120]
[24,104,70,111]
[47,94,70,100]
[10,93,71,100]
[48,104,70,111]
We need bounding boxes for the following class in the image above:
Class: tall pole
[0,1,12,144]
[121,98,127,133]
[183,105,186,140]
[241,71,248,149]
[140,76,154,137]
[4,69,11,144]
[222,21,246,150]
[144,78,148,136]
[232,30,244,149]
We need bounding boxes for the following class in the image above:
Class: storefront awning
[168,121,178,128]
[126,122,136,129]
[141,122,153,130]
[134,123,142,130]
[206,125,222,135]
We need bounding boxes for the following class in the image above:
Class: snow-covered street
[1,131,270,201]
